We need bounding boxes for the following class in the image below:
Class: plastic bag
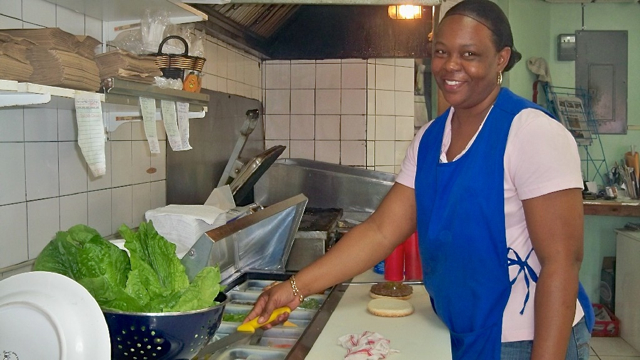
[108,29,144,54]
[191,29,205,58]
[155,76,183,90]
[141,9,171,54]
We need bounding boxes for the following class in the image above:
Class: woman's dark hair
[442,0,522,72]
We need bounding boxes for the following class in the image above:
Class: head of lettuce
[33,221,222,313]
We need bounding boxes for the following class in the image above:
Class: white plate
[0,271,110,360]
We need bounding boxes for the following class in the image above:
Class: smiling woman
[242,1,593,360]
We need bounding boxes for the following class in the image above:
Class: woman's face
[431,15,510,111]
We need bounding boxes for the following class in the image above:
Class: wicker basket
[153,35,205,80]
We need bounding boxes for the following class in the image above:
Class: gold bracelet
[289,275,305,303]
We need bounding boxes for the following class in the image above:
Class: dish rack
[542,84,609,186]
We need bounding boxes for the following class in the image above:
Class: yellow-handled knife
[237,306,295,332]
[196,306,295,358]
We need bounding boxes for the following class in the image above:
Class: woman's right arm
[244,182,417,325]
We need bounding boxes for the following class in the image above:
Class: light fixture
[388,5,423,20]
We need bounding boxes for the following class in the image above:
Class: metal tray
[228,291,326,310]
[211,345,289,360]
[211,271,343,359]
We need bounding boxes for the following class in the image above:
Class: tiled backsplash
[0,0,261,277]
[201,37,262,101]
[263,58,415,174]
[0,0,412,278]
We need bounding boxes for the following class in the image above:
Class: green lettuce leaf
[167,266,222,312]
[33,224,102,278]
[34,224,136,311]
[119,222,190,310]
[35,222,223,313]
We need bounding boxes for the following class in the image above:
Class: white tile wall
[316,64,341,89]
[265,115,290,140]
[263,58,415,171]
[315,140,340,163]
[27,197,60,258]
[291,63,315,89]
[112,185,133,233]
[22,0,56,28]
[25,142,59,200]
[0,143,26,205]
[290,115,314,140]
[0,1,262,273]
[58,142,88,196]
[201,37,261,101]
[60,193,88,231]
[132,183,151,226]
[341,140,366,166]
[341,115,366,140]
[56,6,84,35]
[0,203,28,268]
[315,115,340,140]
[0,0,22,19]
[291,89,314,115]
[289,140,314,160]
[0,108,23,141]
[316,89,340,115]
[87,189,112,236]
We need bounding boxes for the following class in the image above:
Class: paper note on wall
[139,97,160,154]
[161,100,185,151]
[75,93,106,177]
[177,102,192,150]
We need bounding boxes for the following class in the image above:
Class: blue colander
[103,292,228,360]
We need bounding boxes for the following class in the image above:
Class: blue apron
[414,88,594,359]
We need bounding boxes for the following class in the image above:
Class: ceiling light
[388,5,422,20]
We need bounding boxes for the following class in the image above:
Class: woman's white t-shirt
[396,107,585,342]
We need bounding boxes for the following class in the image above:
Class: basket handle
[157,35,189,56]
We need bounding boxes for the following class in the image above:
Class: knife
[196,306,292,358]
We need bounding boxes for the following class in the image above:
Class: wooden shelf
[584,200,640,217]
[44,0,206,23]
[1,79,209,132]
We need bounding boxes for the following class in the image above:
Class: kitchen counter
[583,200,640,217]
[304,270,452,359]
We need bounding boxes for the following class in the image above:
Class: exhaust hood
[190,2,437,60]
[188,0,440,4]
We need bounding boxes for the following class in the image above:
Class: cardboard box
[592,303,620,337]
[599,256,616,313]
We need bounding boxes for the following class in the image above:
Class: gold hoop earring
[497,71,503,86]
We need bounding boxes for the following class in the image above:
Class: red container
[384,244,405,281]
[403,232,422,281]
[592,303,620,337]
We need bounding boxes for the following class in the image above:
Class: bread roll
[367,298,414,317]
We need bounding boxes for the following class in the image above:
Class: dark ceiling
[191,4,434,60]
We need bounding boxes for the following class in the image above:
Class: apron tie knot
[507,248,538,315]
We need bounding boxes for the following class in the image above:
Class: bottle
[403,232,423,281]
[384,244,405,281]
[373,260,385,274]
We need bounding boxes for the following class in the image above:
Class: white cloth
[338,331,399,360]
[144,186,237,258]
[527,57,552,83]
[145,205,229,258]
[396,107,585,342]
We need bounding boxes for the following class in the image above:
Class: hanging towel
[527,57,552,83]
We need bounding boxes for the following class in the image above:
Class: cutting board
[305,270,452,359]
